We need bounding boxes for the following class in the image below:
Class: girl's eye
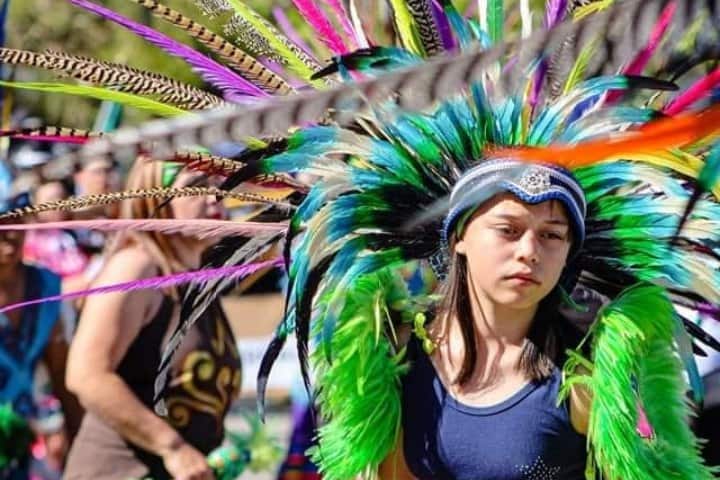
[542,231,565,240]
[496,226,518,236]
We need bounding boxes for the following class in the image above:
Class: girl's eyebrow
[544,219,569,226]
[492,213,569,226]
[491,213,524,221]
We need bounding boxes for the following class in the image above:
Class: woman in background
[64,158,241,480]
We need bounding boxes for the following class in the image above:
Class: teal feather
[673,313,705,404]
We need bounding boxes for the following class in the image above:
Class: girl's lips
[505,274,540,285]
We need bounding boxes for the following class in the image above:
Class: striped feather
[69,0,265,99]
[272,7,317,60]
[224,0,323,84]
[172,151,244,175]
[404,0,444,55]
[0,47,221,109]
[0,126,101,144]
[130,0,292,95]
[75,0,686,159]
[0,186,295,220]
[388,0,425,55]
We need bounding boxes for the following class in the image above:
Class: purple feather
[0,258,283,314]
[69,0,267,99]
[529,59,549,110]
[431,0,457,51]
[545,0,567,29]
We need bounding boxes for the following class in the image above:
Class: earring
[413,312,437,355]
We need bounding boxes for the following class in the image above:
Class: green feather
[562,38,599,94]
[573,0,614,20]
[224,0,322,85]
[310,268,415,480]
[487,0,504,45]
[388,0,426,56]
[0,404,33,470]
[0,81,186,117]
[561,284,716,480]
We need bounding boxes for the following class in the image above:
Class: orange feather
[491,104,720,168]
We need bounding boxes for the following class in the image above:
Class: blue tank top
[402,336,587,480]
[0,265,60,418]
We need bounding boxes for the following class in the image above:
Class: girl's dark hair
[436,252,581,386]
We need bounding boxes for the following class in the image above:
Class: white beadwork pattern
[517,457,561,480]
[517,167,552,195]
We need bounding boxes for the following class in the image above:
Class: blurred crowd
[0,129,319,480]
[0,133,124,479]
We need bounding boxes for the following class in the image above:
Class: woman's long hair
[107,158,189,280]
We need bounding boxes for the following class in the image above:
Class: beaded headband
[443,159,587,257]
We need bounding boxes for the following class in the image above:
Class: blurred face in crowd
[169,171,226,223]
[0,219,25,269]
[35,181,71,223]
[74,158,119,196]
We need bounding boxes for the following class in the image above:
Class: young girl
[380,164,590,479]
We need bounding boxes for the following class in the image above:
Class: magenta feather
[321,0,360,49]
[664,66,720,115]
[0,258,283,314]
[68,0,266,99]
[11,134,89,144]
[606,1,675,103]
[291,0,350,55]
[0,218,287,238]
[272,7,318,60]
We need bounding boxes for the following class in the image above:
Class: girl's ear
[454,238,467,256]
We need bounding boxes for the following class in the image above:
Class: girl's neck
[431,275,538,392]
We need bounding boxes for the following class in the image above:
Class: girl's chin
[493,291,544,309]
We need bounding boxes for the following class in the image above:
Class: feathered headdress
[3,0,720,479]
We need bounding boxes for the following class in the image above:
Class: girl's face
[454,194,572,310]
[168,171,226,221]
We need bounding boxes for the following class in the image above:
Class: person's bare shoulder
[94,245,156,285]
